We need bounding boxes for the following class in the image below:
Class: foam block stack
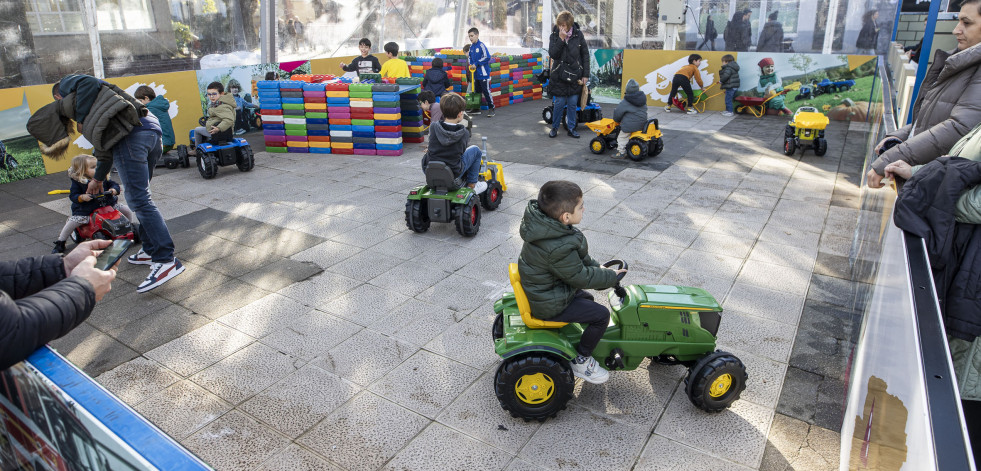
[257,81,287,153]
[488,58,510,110]
[327,82,353,155]
[510,54,544,104]
[348,83,376,156]
[400,85,424,144]
[278,81,308,153]
[373,83,403,156]
[304,82,330,154]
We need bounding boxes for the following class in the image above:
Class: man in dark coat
[0,240,116,370]
[547,11,590,139]
[725,9,753,52]
[698,16,718,51]
[757,11,784,52]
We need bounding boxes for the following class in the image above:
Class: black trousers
[667,74,695,108]
[475,78,494,110]
[698,38,716,50]
[963,400,981,463]
[549,290,610,358]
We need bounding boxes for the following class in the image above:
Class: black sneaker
[487,109,496,117]
[52,240,66,254]
[549,128,558,138]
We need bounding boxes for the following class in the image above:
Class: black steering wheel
[603,260,629,299]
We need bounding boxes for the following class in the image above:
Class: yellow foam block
[402,126,424,133]
[374,113,401,121]
[332,142,354,149]
[304,103,327,110]
[326,91,349,97]
[308,141,331,148]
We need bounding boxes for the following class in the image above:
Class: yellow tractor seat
[508,263,568,329]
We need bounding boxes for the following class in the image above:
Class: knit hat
[758,57,775,68]
[625,78,640,94]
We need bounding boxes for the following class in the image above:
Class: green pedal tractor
[492,261,748,421]
[405,137,506,237]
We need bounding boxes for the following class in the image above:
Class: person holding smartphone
[0,240,117,371]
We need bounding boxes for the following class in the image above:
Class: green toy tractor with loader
[491,260,748,421]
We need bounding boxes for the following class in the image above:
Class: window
[23,0,155,34]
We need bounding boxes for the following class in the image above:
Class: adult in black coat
[725,9,753,52]
[0,240,116,370]
[698,16,718,51]
[856,10,880,54]
[893,157,981,340]
[547,10,590,138]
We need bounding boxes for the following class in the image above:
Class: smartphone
[94,239,133,271]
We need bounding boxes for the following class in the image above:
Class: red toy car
[69,192,138,243]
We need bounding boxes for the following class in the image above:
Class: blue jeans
[724,88,736,112]
[112,130,175,263]
[460,145,482,184]
[552,94,579,130]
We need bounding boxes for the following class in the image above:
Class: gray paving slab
[0,103,882,470]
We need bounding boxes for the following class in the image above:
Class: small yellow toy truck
[783,106,830,156]
[585,118,664,161]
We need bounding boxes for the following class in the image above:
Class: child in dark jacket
[517,180,624,384]
[420,93,486,193]
[340,38,382,76]
[422,58,452,97]
[612,79,648,158]
[718,54,740,116]
[52,154,135,254]
[134,86,175,153]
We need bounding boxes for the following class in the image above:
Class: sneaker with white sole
[472,181,488,194]
[137,258,185,293]
[722,111,734,117]
[664,105,672,112]
[570,356,609,384]
[128,249,153,265]
[487,109,496,117]
[686,108,698,115]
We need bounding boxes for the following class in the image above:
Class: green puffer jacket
[206,93,236,132]
[517,200,617,319]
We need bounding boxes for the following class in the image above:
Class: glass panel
[36,0,55,13]
[39,13,63,33]
[97,0,126,30]
[548,0,613,48]
[62,12,84,32]
[119,0,153,30]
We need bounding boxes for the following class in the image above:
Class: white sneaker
[570,356,609,384]
[472,181,488,194]
[722,111,734,117]
[663,105,672,112]
[127,249,152,265]
[686,108,698,115]
[137,258,185,293]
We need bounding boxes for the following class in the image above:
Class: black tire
[685,351,748,413]
[650,138,664,157]
[165,158,179,169]
[841,85,851,91]
[480,180,504,211]
[814,138,828,157]
[783,137,796,156]
[405,199,430,233]
[454,198,481,237]
[626,140,646,161]
[91,231,110,240]
[237,145,255,172]
[784,125,795,139]
[197,152,218,179]
[589,137,606,155]
[176,145,190,168]
[494,354,575,421]
[542,107,553,124]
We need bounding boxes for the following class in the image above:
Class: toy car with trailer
[405,137,506,237]
[491,260,747,421]
[783,106,830,157]
[175,124,255,179]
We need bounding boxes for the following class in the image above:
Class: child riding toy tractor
[585,118,664,161]
[70,192,138,244]
[175,121,255,179]
[783,106,830,157]
[405,136,506,237]
[492,260,747,421]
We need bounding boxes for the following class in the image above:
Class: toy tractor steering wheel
[602,259,629,299]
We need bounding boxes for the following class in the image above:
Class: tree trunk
[0,0,44,87]
[241,0,259,49]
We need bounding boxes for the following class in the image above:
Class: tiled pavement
[0,101,876,470]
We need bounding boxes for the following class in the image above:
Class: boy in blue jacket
[467,28,495,117]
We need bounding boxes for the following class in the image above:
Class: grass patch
[0,136,47,185]
[784,75,878,112]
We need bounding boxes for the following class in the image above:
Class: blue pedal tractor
[175,124,255,179]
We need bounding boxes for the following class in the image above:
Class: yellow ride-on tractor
[783,106,830,157]
[585,118,664,161]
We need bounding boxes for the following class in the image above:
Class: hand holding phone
[94,239,133,271]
